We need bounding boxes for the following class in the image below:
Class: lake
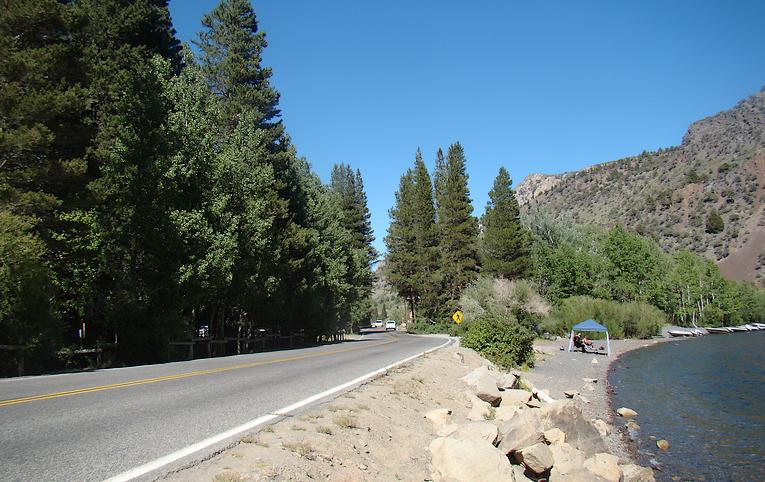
[608,331,765,481]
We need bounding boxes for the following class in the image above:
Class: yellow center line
[0,336,398,408]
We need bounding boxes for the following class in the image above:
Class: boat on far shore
[706,327,732,334]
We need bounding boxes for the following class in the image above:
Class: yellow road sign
[452,310,463,324]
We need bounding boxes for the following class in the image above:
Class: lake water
[608,331,765,482]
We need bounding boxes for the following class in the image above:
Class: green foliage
[480,167,532,278]
[458,277,550,332]
[0,0,380,374]
[462,313,535,369]
[385,150,440,321]
[705,209,724,234]
[435,143,479,309]
[406,321,467,337]
[541,296,665,339]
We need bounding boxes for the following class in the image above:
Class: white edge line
[103,337,452,482]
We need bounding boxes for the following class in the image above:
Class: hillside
[520,86,765,286]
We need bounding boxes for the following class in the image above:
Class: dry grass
[291,424,306,431]
[281,440,314,458]
[333,414,359,429]
[316,425,333,435]
[213,470,245,482]
[297,414,323,422]
[261,425,274,433]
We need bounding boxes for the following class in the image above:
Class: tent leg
[567,331,574,353]
[606,332,611,356]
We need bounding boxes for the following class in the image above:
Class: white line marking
[104,337,452,482]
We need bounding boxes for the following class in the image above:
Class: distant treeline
[0,0,375,375]
[385,148,765,337]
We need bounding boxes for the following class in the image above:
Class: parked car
[385,320,397,331]
[371,320,384,328]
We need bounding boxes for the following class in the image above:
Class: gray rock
[450,422,499,445]
[621,464,656,482]
[497,408,545,455]
[475,375,502,406]
[516,442,554,475]
[428,437,516,482]
[538,400,606,457]
[616,407,638,418]
[584,453,622,482]
[425,408,452,427]
[501,388,532,404]
[548,442,586,476]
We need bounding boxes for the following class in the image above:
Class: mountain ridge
[519,86,765,286]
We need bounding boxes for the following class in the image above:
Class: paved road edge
[104,336,454,482]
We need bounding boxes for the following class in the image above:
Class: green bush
[540,296,664,339]
[462,313,535,369]
[406,321,466,336]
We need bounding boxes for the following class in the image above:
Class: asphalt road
[0,333,449,482]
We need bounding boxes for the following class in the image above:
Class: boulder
[501,389,532,404]
[656,439,670,450]
[538,401,606,456]
[616,407,638,418]
[497,408,545,455]
[584,453,622,482]
[548,442,586,476]
[461,366,494,387]
[621,464,656,482]
[475,376,502,406]
[494,405,520,421]
[516,443,554,475]
[513,464,534,482]
[425,408,452,427]
[465,390,493,421]
[495,372,518,390]
[591,419,611,438]
[550,467,610,481]
[450,422,499,445]
[428,437,516,482]
[575,394,591,404]
[544,427,566,445]
[625,420,640,431]
[436,423,459,437]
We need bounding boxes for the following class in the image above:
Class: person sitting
[582,335,594,348]
[573,333,584,350]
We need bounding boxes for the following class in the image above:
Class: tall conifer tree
[480,167,531,278]
[435,143,479,309]
[385,150,440,321]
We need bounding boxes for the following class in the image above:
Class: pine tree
[436,143,479,309]
[385,150,440,321]
[480,167,532,278]
[196,0,280,130]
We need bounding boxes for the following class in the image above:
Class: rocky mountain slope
[519,86,765,286]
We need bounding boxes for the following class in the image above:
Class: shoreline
[521,336,677,464]
[162,337,662,481]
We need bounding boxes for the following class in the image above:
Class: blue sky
[168,0,765,255]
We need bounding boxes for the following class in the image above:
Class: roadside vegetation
[0,0,376,376]
[386,145,765,367]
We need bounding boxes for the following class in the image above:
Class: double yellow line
[0,336,397,408]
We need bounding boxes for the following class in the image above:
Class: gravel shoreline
[521,337,676,463]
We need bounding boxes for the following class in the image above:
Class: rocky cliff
[519,86,765,286]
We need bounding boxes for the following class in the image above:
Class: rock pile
[427,365,656,482]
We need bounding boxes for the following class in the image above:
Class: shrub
[459,276,550,331]
[406,320,466,336]
[461,313,535,369]
[541,296,665,339]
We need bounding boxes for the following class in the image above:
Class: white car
[385,320,397,331]
[371,320,383,328]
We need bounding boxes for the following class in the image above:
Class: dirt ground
[162,336,665,481]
